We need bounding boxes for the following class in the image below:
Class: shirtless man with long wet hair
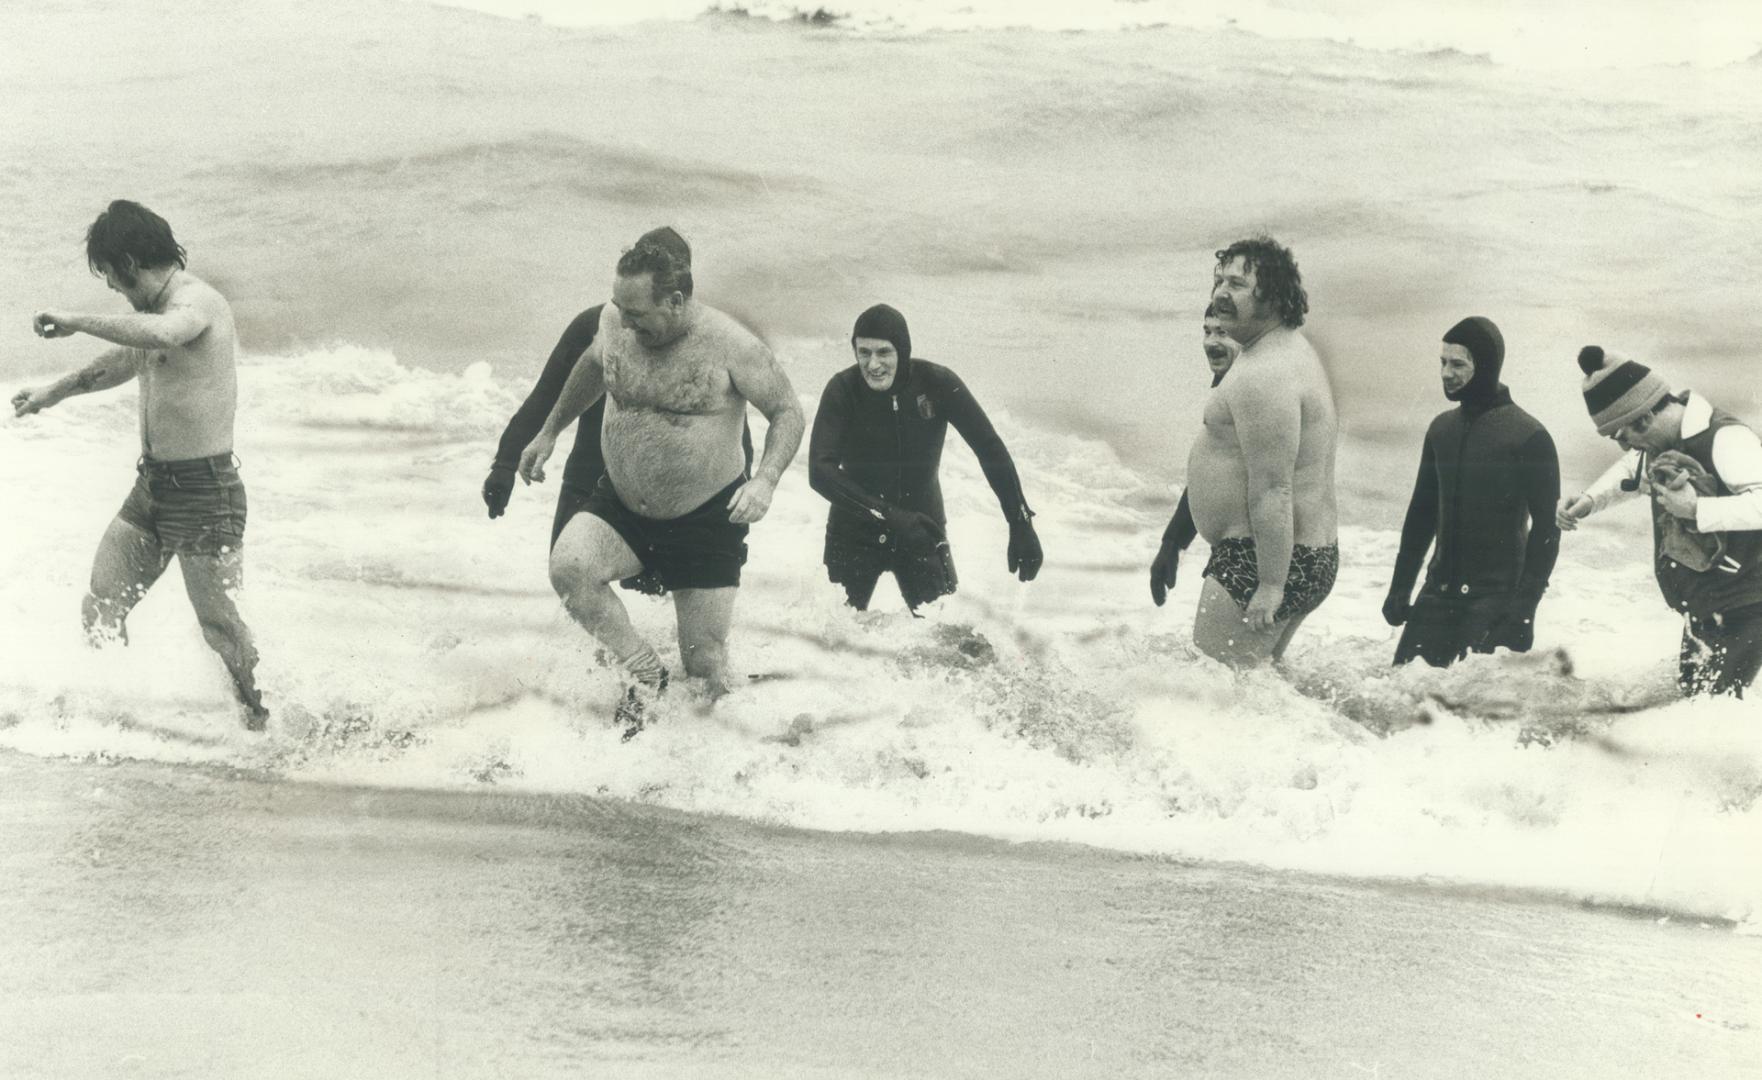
[1184,236,1340,668]
[13,200,267,728]
[519,227,804,736]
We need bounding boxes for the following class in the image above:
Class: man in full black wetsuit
[482,278,752,594]
[809,304,1042,612]
[1381,316,1561,666]
[1150,305,1240,606]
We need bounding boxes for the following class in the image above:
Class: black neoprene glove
[1008,517,1043,582]
[1149,534,1179,606]
[1381,587,1412,627]
[482,465,515,519]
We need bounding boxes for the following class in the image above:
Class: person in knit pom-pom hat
[1558,345,1762,697]
[808,303,1041,613]
[1381,317,1561,667]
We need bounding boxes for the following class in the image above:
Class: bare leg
[549,514,650,665]
[179,549,267,729]
[84,516,170,645]
[1271,611,1312,664]
[673,586,738,697]
[1192,576,1286,670]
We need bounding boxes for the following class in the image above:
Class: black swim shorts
[554,480,666,596]
[116,453,247,558]
[1202,536,1338,622]
[585,474,749,591]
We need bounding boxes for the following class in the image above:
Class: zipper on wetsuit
[1450,415,1472,593]
[892,393,905,504]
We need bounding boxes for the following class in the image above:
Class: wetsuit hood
[1442,316,1504,406]
[852,303,913,392]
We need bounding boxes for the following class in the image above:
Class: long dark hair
[86,200,186,287]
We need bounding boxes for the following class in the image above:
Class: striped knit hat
[1579,346,1670,436]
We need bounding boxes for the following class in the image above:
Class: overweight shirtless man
[12,200,267,728]
[519,228,804,735]
[1184,236,1340,668]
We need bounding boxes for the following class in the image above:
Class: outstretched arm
[942,371,1032,523]
[1558,449,1642,529]
[726,339,805,525]
[495,306,601,469]
[1230,376,1301,627]
[943,370,1040,580]
[12,347,139,416]
[484,306,603,516]
[541,336,606,440]
[36,296,209,352]
[518,320,606,484]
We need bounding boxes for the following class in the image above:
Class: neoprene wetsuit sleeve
[1515,427,1563,598]
[1390,437,1440,597]
[493,307,600,469]
[807,374,891,519]
[1164,491,1199,550]
[942,370,1032,520]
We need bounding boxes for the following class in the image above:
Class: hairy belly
[603,408,744,518]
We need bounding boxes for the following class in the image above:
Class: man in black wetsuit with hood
[1382,316,1561,666]
[809,304,1042,612]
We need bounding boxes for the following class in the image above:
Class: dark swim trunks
[1202,536,1338,622]
[554,481,666,596]
[116,453,247,557]
[584,474,750,591]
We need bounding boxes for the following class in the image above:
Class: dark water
[2,752,1756,1079]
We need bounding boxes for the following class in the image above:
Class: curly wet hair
[616,226,694,301]
[1215,236,1307,328]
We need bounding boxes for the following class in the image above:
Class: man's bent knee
[550,518,641,597]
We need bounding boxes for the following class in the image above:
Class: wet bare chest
[140,338,233,391]
[604,336,732,418]
[1199,392,1239,444]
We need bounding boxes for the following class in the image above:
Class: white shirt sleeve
[1580,450,1643,514]
[1695,425,1762,533]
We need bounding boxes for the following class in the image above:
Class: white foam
[2,347,1757,924]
